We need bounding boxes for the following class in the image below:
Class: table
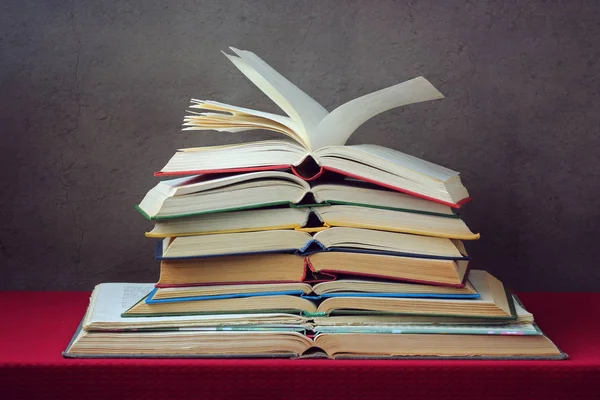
[1,292,599,399]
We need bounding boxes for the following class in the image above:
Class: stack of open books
[64,49,565,360]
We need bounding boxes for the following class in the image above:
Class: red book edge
[154,165,472,209]
[318,166,472,209]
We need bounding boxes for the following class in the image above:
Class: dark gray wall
[1,0,599,291]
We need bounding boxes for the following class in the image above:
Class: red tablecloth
[1,292,599,400]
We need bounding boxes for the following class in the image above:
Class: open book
[147,279,480,303]
[124,271,513,320]
[157,228,471,259]
[137,171,458,220]
[65,326,564,359]
[157,48,471,208]
[145,205,478,240]
[156,251,470,288]
[154,228,472,287]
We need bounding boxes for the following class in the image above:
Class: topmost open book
[157,48,471,208]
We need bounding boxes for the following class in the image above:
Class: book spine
[290,165,326,181]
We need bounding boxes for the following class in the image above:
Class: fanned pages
[186,101,305,146]
[225,47,328,144]
[186,48,443,151]
[314,77,444,149]
[175,48,470,206]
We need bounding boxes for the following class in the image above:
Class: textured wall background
[1,0,599,291]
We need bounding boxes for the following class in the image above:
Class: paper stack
[64,49,565,360]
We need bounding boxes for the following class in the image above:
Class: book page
[226,48,329,149]
[513,296,534,321]
[316,205,479,240]
[185,100,304,145]
[342,144,459,181]
[86,283,307,326]
[314,77,444,149]
[147,207,309,238]
[86,283,155,323]
[311,183,455,216]
[223,53,304,129]
[163,230,313,258]
[165,171,309,197]
[313,226,465,258]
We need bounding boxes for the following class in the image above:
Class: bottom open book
[63,280,567,360]
[64,325,565,360]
